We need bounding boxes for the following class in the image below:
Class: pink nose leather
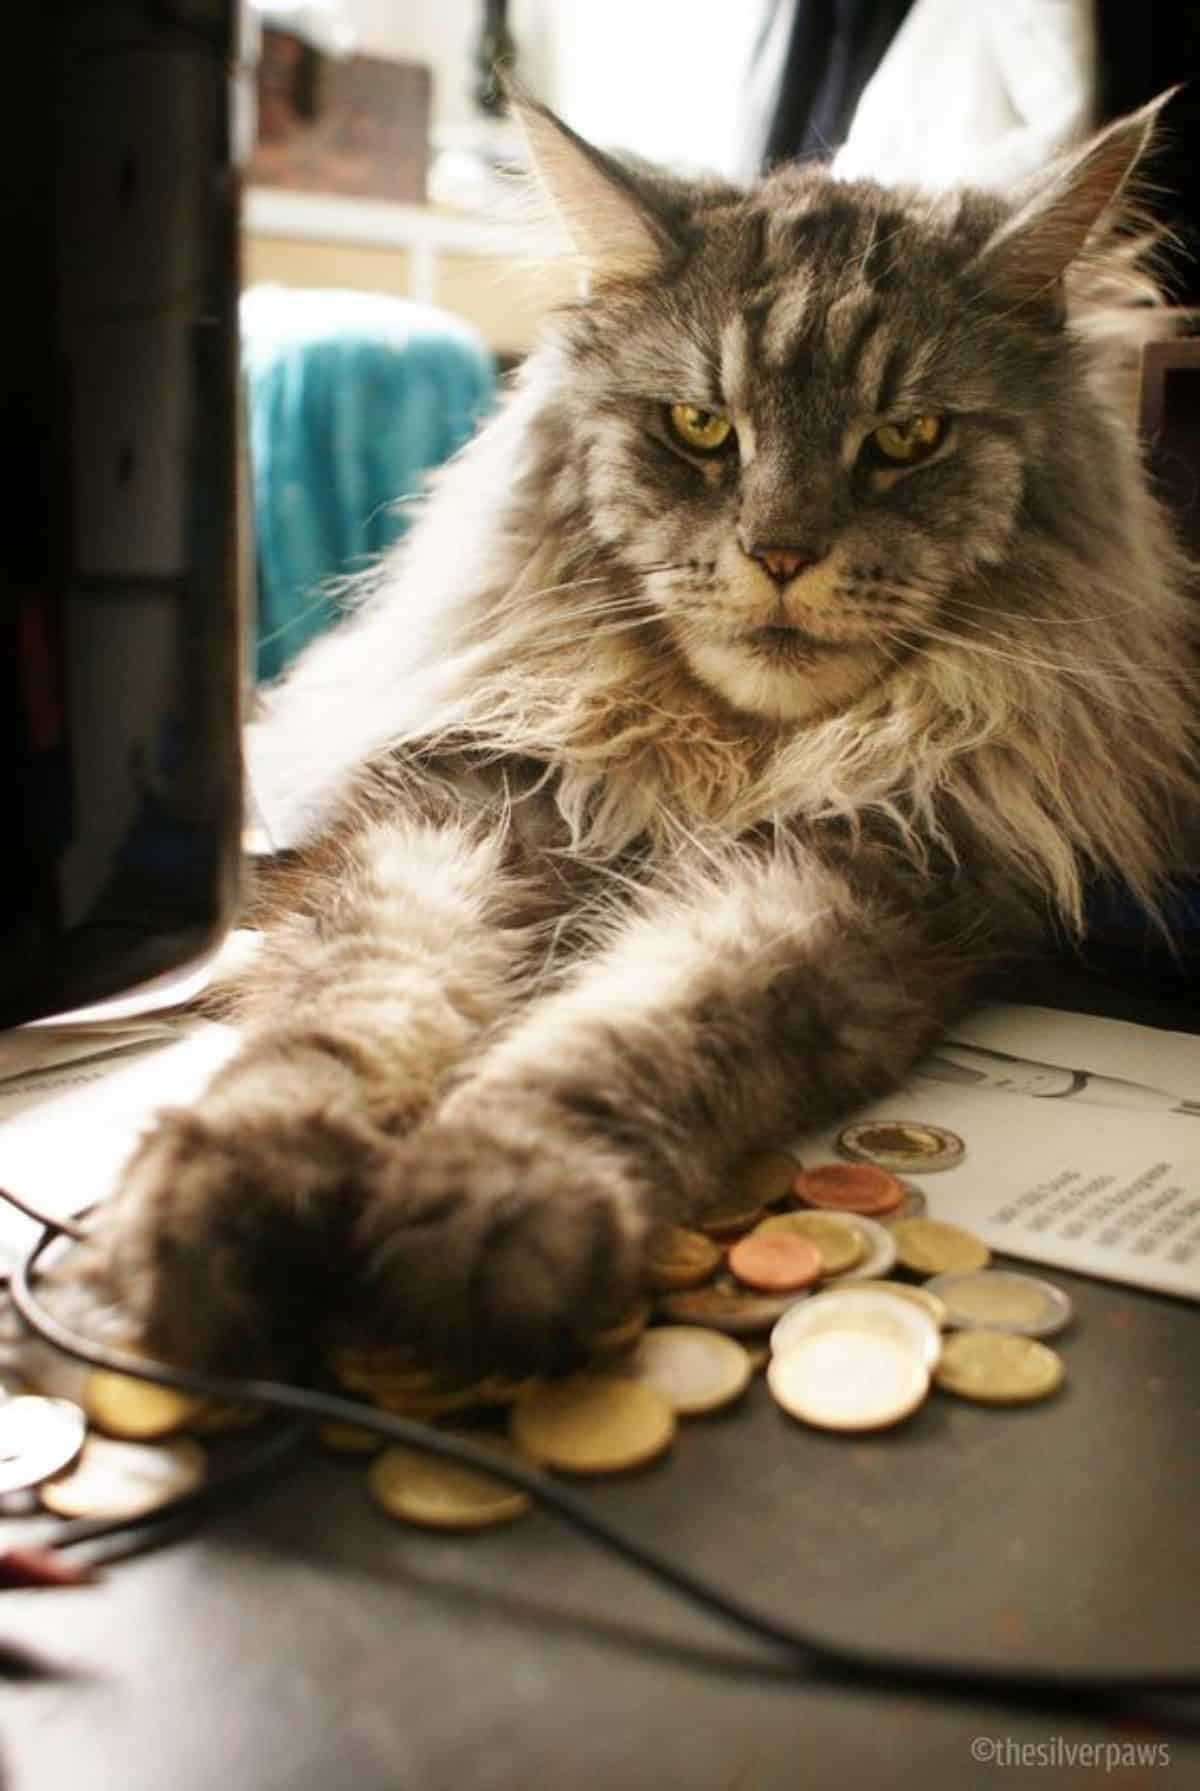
[751,547,813,583]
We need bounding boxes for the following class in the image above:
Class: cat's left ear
[974,91,1174,309]
[511,95,682,287]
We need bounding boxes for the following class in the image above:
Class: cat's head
[516,96,1172,726]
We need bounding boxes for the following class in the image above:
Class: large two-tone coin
[838,1120,964,1173]
[926,1270,1073,1338]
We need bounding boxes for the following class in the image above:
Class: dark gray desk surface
[3,970,1199,1791]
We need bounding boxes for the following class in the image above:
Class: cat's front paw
[356,1106,652,1377]
[102,1098,395,1376]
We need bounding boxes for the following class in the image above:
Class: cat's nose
[746,545,816,585]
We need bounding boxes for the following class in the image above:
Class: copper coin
[792,1162,905,1217]
[727,1231,823,1294]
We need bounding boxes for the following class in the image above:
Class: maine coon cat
[106,97,1197,1377]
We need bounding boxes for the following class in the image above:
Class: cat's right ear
[510,94,680,287]
[973,92,1174,312]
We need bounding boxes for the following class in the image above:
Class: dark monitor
[2,1,246,1027]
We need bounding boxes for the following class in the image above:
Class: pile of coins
[0,1121,1077,1538]
[327,1130,1075,1531]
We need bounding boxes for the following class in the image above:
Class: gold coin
[509,1373,675,1474]
[645,1226,723,1291]
[333,1362,436,1398]
[352,1373,446,1402]
[889,1217,990,1276]
[329,1346,427,1392]
[318,1421,383,1454]
[84,1369,205,1440]
[188,1400,264,1434]
[631,1326,752,1415]
[40,1434,206,1519]
[754,1211,866,1276]
[657,1273,800,1334]
[368,1434,531,1529]
[469,1374,537,1406]
[735,1150,800,1206]
[828,1279,948,1327]
[588,1301,652,1355]
[934,1330,1065,1405]
[768,1332,929,1432]
[370,1377,499,1420]
[698,1201,766,1239]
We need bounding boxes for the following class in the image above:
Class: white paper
[796,1005,1200,1303]
[0,1022,176,1084]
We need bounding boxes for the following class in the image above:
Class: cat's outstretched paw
[101,1098,394,1376]
[356,1106,652,1377]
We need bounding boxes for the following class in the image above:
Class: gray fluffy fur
[106,99,1198,1376]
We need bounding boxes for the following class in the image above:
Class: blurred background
[240,0,1200,678]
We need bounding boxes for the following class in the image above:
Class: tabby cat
[107,97,1197,1378]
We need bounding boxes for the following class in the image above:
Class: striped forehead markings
[760,274,816,366]
[743,279,908,417]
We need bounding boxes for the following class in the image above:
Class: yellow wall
[241,234,575,356]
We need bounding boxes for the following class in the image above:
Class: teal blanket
[241,287,495,681]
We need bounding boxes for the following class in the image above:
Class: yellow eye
[667,403,734,454]
[870,414,945,464]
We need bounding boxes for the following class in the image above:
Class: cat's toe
[102,1099,393,1377]
[357,1114,651,1377]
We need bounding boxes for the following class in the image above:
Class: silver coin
[771,1287,942,1371]
[925,1270,1075,1338]
[39,1433,206,1520]
[0,1396,87,1493]
[894,1181,928,1219]
[832,1213,898,1281]
[838,1120,965,1173]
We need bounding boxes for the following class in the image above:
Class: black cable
[6,1192,1200,1717]
[0,1184,87,1241]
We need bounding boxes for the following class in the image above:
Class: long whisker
[939,588,1159,628]
[925,614,1195,687]
[880,625,1195,729]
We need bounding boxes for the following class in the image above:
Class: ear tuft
[977,91,1175,309]
[510,95,678,287]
